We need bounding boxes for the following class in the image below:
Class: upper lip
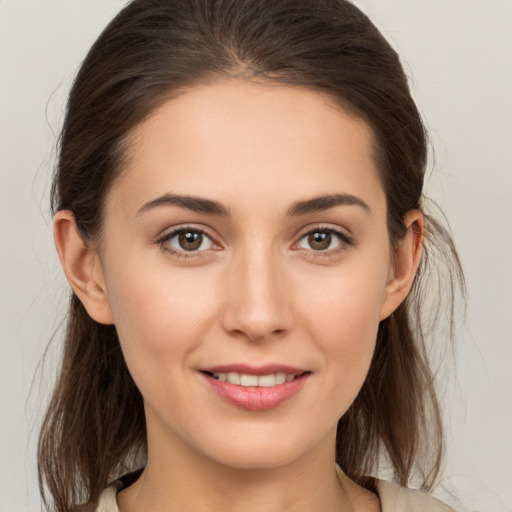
[200,364,308,376]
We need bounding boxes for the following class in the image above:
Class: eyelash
[156,225,217,259]
[294,225,354,259]
[156,225,354,259]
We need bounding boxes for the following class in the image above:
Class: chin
[195,426,327,471]
[209,447,302,471]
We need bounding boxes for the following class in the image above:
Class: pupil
[179,231,202,251]
[308,231,331,250]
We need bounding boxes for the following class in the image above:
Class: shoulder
[375,479,454,512]
[97,484,121,512]
[82,469,143,512]
[74,482,121,512]
[336,466,453,512]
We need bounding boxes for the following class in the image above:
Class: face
[91,80,401,470]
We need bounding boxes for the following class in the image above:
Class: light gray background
[1,1,511,510]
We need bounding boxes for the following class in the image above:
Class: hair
[38,0,465,510]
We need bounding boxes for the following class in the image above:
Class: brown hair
[39,0,464,510]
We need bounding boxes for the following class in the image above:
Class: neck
[117,423,353,512]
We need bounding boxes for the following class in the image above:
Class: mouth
[199,365,311,411]
[202,370,308,387]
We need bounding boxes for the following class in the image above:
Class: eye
[158,227,214,255]
[296,227,352,252]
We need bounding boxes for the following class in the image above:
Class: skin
[54,79,423,512]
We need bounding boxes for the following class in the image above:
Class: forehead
[109,79,386,218]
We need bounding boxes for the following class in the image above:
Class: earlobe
[53,210,114,325]
[379,210,424,320]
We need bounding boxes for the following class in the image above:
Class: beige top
[92,471,454,512]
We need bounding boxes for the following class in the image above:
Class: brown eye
[178,231,203,251]
[308,231,332,251]
[160,228,214,254]
[297,228,351,253]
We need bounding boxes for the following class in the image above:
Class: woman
[38,0,464,510]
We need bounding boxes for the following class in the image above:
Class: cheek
[314,293,380,379]
[103,252,219,374]
[297,254,389,396]
[302,257,387,341]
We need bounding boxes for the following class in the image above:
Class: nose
[220,245,293,343]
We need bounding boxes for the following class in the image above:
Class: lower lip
[202,373,310,411]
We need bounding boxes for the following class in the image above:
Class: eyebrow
[287,193,371,216]
[137,193,230,217]
[136,192,370,217]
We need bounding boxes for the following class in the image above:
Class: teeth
[240,374,258,386]
[275,373,286,385]
[211,371,297,387]
[258,374,278,387]
[226,372,241,385]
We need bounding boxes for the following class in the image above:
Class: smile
[200,365,311,411]
[208,372,298,387]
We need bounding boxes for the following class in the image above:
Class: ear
[379,210,424,320]
[54,210,114,325]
